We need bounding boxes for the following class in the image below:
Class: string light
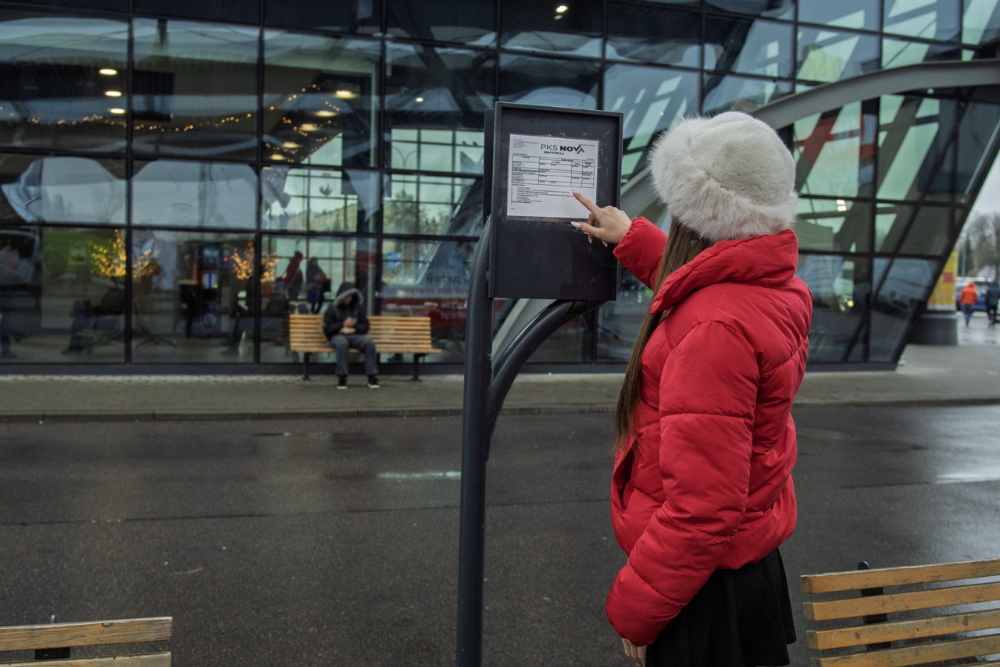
[89,230,157,279]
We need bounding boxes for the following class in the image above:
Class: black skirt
[646,549,796,667]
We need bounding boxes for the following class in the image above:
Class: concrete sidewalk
[1,344,998,422]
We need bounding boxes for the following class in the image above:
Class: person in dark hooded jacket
[322,282,379,389]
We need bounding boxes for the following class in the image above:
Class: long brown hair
[614,219,712,453]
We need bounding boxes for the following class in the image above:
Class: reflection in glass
[704,16,793,78]
[605,3,701,67]
[870,257,940,361]
[133,160,257,229]
[499,54,599,109]
[529,316,592,363]
[0,226,125,363]
[387,0,496,46]
[796,198,871,252]
[881,38,962,69]
[384,174,482,237]
[500,0,603,57]
[381,237,475,359]
[877,95,958,202]
[133,20,258,160]
[130,231,254,362]
[706,0,794,20]
[702,74,792,116]
[954,100,1000,205]
[0,12,127,151]
[0,155,125,225]
[605,65,699,181]
[797,255,870,363]
[259,235,377,362]
[962,0,1000,45]
[136,0,258,24]
[263,32,379,167]
[385,45,495,174]
[793,100,877,198]
[261,167,379,233]
[264,0,381,34]
[884,0,960,41]
[598,267,647,362]
[800,0,879,30]
[797,28,880,82]
[876,203,955,256]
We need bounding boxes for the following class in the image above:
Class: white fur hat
[649,111,798,244]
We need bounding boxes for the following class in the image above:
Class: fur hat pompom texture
[650,111,798,244]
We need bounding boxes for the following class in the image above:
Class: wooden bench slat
[810,632,1000,667]
[0,619,172,652]
[807,608,1000,650]
[802,559,1000,594]
[804,582,1000,621]
[0,653,171,667]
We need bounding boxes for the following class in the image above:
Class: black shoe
[368,376,380,389]
[337,376,348,390]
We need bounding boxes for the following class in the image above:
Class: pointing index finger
[572,189,600,214]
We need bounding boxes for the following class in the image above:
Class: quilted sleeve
[605,321,759,646]
[612,217,668,289]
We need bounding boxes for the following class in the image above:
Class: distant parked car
[955,277,990,312]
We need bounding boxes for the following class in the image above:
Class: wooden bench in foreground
[801,557,1000,667]
[288,314,440,381]
[0,617,172,666]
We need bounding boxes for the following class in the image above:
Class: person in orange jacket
[959,281,979,326]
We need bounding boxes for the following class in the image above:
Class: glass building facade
[0,0,998,370]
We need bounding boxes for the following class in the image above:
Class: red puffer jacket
[606,217,812,646]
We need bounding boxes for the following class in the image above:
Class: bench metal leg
[302,352,311,381]
[412,354,423,381]
[858,561,891,651]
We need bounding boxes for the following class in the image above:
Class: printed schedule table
[506,133,599,219]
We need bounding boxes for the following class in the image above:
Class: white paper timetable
[506,133,599,219]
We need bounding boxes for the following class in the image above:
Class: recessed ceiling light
[109,107,125,115]
[99,68,118,76]
[315,110,337,118]
[270,154,285,161]
[105,90,122,98]
[555,4,569,12]
[334,89,356,99]
[415,97,424,103]
[301,123,318,132]
[282,142,300,149]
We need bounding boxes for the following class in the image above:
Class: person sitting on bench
[322,282,379,389]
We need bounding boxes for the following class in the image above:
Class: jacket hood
[333,282,363,307]
[651,230,799,312]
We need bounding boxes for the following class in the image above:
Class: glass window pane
[265,0,381,35]
[870,257,940,361]
[702,74,792,116]
[13,0,125,10]
[133,160,257,229]
[528,315,593,363]
[136,0,258,24]
[797,28,880,82]
[262,167,379,233]
[0,12,127,152]
[499,53,599,110]
[800,0,880,30]
[793,100,877,198]
[259,235,377,362]
[500,0,603,58]
[606,3,701,67]
[704,17,793,78]
[384,174,482,236]
[796,255,870,363]
[962,0,1000,45]
[263,32,379,168]
[597,267,648,362]
[796,198,871,252]
[876,202,913,252]
[604,65,699,182]
[385,45,495,175]
[130,231,256,363]
[884,0,960,41]
[881,38,962,68]
[0,155,125,225]
[877,203,956,256]
[954,100,1000,205]
[387,0,496,46]
[0,226,125,363]
[133,20,258,160]
[706,0,794,20]
[381,237,475,360]
[877,95,959,202]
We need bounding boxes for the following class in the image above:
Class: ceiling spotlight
[556,4,569,12]
[334,89,357,99]
[282,142,300,149]
[109,107,125,115]
[270,154,285,161]
[315,110,337,118]
[415,96,425,103]
[554,14,563,19]
[99,68,118,76]
[301,123,318,132]
[105,90,122,98]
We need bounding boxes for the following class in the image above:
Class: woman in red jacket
[572,111,811,667]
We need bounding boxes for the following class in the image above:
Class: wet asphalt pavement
[1,406,998,666]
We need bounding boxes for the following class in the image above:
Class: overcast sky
[970,155,1000,219]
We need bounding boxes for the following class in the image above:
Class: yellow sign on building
[927,250,958,311]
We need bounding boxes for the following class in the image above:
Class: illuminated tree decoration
[232,239,279,282]
[88,230,158,279]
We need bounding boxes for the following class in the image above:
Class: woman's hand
[571,191,633,246]
[621,638,647,666]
